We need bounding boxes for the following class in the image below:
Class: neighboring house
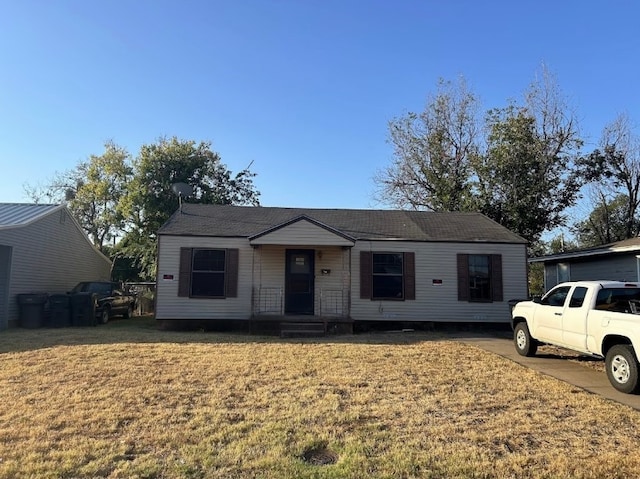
[0,204,112,328]
[156,204,528,332]
[532,237,640,291]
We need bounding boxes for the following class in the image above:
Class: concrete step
[280,322,325,338]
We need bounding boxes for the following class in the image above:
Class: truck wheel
[605,345,640,394]
[514,322,537,357]
[100,308,110,324]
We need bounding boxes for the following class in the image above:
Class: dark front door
[285,249,315,314]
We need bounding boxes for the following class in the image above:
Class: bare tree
[577,113,640,241]
[375,77,481,211]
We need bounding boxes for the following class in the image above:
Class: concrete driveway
[462,335,640,411]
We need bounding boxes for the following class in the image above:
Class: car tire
[514,322,537,357]
[605,344,640,394]
[124,304,133,319]
[100,308,110,324]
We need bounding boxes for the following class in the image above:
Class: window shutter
[491,254,503,302]
[178,248,193,297]
[457,254,470,301]
[404,252,416,300]
[225,248,239,298]
[360,251,372,299]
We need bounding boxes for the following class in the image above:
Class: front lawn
[0,318,637,478]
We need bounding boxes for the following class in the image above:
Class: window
[569,287,588,308]
[457,254,503,302]
[372,253,404,299]
[360,251,415,301]
[595,287,640,312]
[469,255,491,301]
[191,249,226,297]
[541,286,571,306]
[178,248,239,298]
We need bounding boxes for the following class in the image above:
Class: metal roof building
[0,204,111,328]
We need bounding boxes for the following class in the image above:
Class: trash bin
[49,294,72,328]
[70,293,97,327]
[17,293,48,329]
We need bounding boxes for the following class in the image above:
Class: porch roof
[248,215,355,246]
[159,204,527,244]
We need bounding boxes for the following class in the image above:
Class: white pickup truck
[511,281,640,394]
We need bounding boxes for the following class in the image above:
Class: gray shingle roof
[159,204,527,244]
[0,203,61,228]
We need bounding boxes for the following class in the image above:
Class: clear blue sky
[1,0,639,210]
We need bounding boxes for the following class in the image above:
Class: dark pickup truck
[70,281,136,324]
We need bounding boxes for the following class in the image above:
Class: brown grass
[0,317,638,478]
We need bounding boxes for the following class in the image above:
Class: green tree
[25,141,132,251]
[120,137,260,279]
[473,104,583,243]
[376,77,480,211]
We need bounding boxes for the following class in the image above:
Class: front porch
[247,214,356,336]
[251,285,353,337]
[252,286,350,318]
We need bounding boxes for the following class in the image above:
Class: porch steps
[280,321,326,338]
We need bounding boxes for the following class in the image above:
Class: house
[532,237,640,291]
[155,204,528,333]
[0,204,112,328]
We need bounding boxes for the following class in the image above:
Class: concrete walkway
[462,335,640,411]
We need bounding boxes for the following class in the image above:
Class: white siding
[250,220,354,246]
[352,241,528,323]
[156,239,350,320]
[158,235,527,323]
[0,209,112,327]
[156,236,254,320]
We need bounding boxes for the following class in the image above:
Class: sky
[1,0,639,216]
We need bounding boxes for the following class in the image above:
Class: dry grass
[0,318,638,478]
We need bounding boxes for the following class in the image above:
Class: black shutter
[360,251,372,299]
[491,254,503,302]
[457,254,470,301]
[404,252,416,300]
[178,248,193,297]
[225,249,239,298]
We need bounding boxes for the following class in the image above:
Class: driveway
[461,335,640,411]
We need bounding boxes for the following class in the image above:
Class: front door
[285,249,315,314]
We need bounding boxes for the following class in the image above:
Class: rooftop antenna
[171,182,194,213]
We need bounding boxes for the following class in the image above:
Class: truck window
[595,288,640,312]
[569,287,588,308]
[541,286,571,307]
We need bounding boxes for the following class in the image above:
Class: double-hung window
[372,253,404,299]
[191,249,226,297]
[178,247,239,299]
[360,251,415,301]
[457,253,503,302]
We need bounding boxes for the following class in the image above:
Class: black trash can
[17,293,48,329]
[49,294,72,328]
[70,293,97,327]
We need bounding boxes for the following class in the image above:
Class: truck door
[533,285,572,344]
[561,286,589,351]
